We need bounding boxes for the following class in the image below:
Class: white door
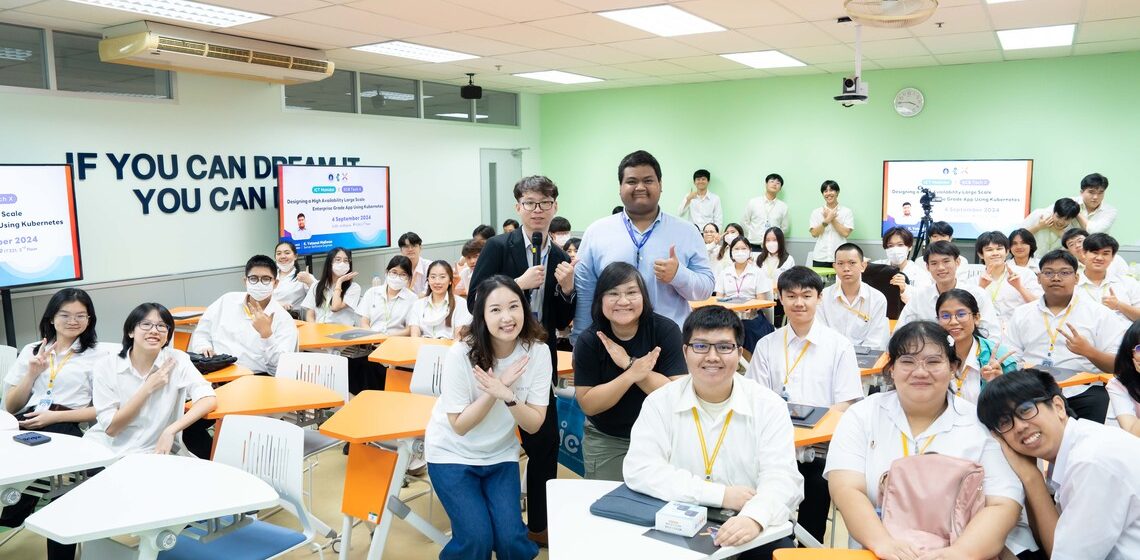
[479,148,523,230]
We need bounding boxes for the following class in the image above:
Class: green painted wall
[540,51,1140,244]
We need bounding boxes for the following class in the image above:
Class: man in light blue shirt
[572,150,714,343]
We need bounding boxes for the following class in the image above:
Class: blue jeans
[428,461,538,560]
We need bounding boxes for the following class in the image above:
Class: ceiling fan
[844,0,939,28]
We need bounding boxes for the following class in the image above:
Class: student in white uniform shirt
[1022,198,1080,254]
[875,227,931,303]
[819,243,890,351]
[678,169,722,228]
[624,306,801,559]
[1008,228,1041,273]
[1003,249,1128,424]
[910,222,968,273]
[1065,229,1129,279]
[937,289,1019,404]
[303,247,361,325]
[896,241,1002,341]
[410,260,474,340]
[1074,172,1116,234]
[271,241,314,315]
[979,369,1140,560]
[1108,322,1140,436]
[455,238,485,298]
[827,322,1036,559]
[714,235,772,304]
[741,173,789,240]
[971,231,1041,329]
[744,266,862,543]
[359,256,417,336]
[807,180,855,268]
[701,222,721,269]
[712,222,746,276]
[757,226,795,326]
[1077,233,1140,321]
[398,231,431,294]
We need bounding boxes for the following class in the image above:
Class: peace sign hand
[1059,324,1094,358]
[980,351,1014,381]
[27,338,50,378]
[247,298,275,339]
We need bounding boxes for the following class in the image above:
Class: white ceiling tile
[933,50,1004,65]
[663,73,725,84]
[1002,45,1073,60]
[529,13,654,43]
[0,10,106,34]
[910,4,992,36]
[1073,38,1140,55]
[444,0,583,22]
[859,38,932,59]
[814,59,883,73]
[558,0,662,11]
[1083,0,1140,21]
[608,76,674,87]
[0,0,51,8]
[562,65,645,79]
[764,65,824,76]
[452,56,545,74]
[782,44,855,64]
[918,31,999,54]
[407,32,530,56]
[676,0,804,28]
[673,30,772,54]
[608,37,708,59]
[546,44,649,64]
[936,0,985,6]
[231,30,337,50]
[709,67,772,80]
[988,0,1081,30]
[872,54,939,69]
[817,21,915,43]
[1077,18,1140,44]
[739,22,840,48]
[16,0,149,26]
[208,0,331,17]
[347,0,511,31]
[467,23,590,49]
[611,59,693,76]
[495,50,590,69]
[283,6,439,38]
[326,47,426,67]
[770,0,847,21]
[233,17,385,48]
[667,54,748,72]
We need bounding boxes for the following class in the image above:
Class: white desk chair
[275,352,348,514]
[0,344,18,411]
[158,415,321,560]
[409,344,449,397]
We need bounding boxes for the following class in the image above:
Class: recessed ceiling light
[67,0,269,28]
[720,51,806,69]
[513,70,602,84]
[997,24,1075,50]
[598,5,725,37]
[353,41,477,63]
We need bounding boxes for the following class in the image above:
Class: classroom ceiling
[1,0,1138,93]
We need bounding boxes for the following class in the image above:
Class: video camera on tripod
[918,186,939,214]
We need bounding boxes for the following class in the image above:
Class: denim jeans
[428,461,538,560]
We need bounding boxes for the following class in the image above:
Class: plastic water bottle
[372,275,382,287]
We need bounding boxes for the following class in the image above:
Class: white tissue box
[654,501,707,537]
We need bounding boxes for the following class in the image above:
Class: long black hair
[758,226,790,268]
[464,275,547,371]
[424,260,458,328]
[1114,320,1140,403]
[935,288,989,341]
[275,241,301,280]
[718,223,745,261]
[118,303,175,358]
[589,262,655,338]
[315,247,352,308]
[38,288,97,353]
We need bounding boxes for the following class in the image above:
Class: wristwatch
[504,399,518,407]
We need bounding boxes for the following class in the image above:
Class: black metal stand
[911,213,934,262]
[2,289,15,347]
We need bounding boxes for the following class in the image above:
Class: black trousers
[1068,385,1109,424]
[519,386,559,533]
[1,419,83,560]
[796,457,830,543]
[347,355,386,395]
[811,260,834,268]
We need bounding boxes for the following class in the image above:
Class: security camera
[834,75,868,107]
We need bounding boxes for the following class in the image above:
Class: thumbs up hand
[1102,287,1121,311]
[654,245,681,283]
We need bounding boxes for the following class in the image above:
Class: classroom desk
[1056,371,1110,389]
[201,363,254,384]
[773,549,876,560]
[556,350,574,379]
[689,297,777,313]
[318,390,444,560]
[0,409,16,430]
[170,306,206,327]
[547,479,792,560]
[25,454,278,560]
[794,407,841,448]
[367,336,454,367]
[297,321,388,351]
[0,432,115,507]
[206,375,344,420]
[857,352,887,377]
[808,267,836,277]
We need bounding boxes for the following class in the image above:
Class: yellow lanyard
[783,329,811,386]
[691,408,734,481]
[953,343,982,397]
[46,348,74,394]
[901,432,937,456]
[1041,297,1077,354]
[838,295,869,322]
[987,271,1006,303]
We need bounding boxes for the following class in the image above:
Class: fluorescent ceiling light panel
[0,48,33,61]
[353,41,477,63]
[997,24,1075,50]
[67,0,269,28]
[513,70,602,84]
[435,113,488,119]
[359,90,416,101]
[720,50,805,69]
[598,5,725,37]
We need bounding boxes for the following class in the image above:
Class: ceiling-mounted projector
[461,73,482,100]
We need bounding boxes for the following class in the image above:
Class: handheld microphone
[531,231,543,267]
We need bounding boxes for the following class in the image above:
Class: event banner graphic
[0,165,82,289]
[278,165,391,256]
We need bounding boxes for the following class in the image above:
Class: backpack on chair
[877,453,990,555]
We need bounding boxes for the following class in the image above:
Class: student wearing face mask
[757,227,794,326]
[874,226,932,304]
[549,216,572,250]
[715,222,746,276]
[359,256,417,335]
[272,241,315,317]
[714,235,772,305]
[303,247,361,326]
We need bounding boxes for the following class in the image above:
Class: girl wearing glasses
[303,247,361,325]
[1108,320,1140,436]
[573,262,687,481]
[409,260,472,340]
[936,289,1018,403]
[826,321,1037,559]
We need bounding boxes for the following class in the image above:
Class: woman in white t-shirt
[410,260,473,340]
[424,276,551,559]
[825,321,1035,559]
[272,241,314,314]
[1109,321,1140,436]
[303,247,361,326]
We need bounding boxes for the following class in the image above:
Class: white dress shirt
[189,291,299,375]
[818,282,890,350]
[411,257,431,295]
[408,294,473,340]
[272,268,308,310]
[1021,208,1073,253]
[1107,378,1140,422]
[808,205,855,263]
[744,321,863,407]
[1050,418,1140,559]
[742,196,789,240]
[85,347,214,456]
[302,282,362,326]
[896,282,1003,344]
[1076,272,1140,322]
[714,261,772,301]
[678,190,723,228]
[758,254,796,286]
[1078,199,1117,234]
[823,391,1035,553]
[624,376,804,531]
[968,263,1042,330]
[357,284,417,333]
[4,340,105,411]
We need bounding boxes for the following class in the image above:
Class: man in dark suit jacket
[468,175,575,545]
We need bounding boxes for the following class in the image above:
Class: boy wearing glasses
[744,265,861,543]
[1003,250,1127,424]
[978,369,1140,559]
[625,306,801,559]
[190,254,299,376]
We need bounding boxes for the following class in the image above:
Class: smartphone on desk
[787,404,815,421]
[13,432,51,446]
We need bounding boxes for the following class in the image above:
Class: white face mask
[552,233,570,247]
[247,281,273,301]
[765,241,779,254]
[723,233,738,246]
[277,261,293,273]
[331,262,350,277]
[885,246,909,265]
[386,273,408,290]
[731,249,752,263]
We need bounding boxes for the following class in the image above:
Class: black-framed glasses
[994,396,1051,433]
[246,275,274,285]
[137,320,170,333]
[520,200,555,212]
[686,342,739,355]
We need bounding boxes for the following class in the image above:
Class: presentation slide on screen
[882,159,1033,239]
[278,165,391,256]
[0,165,82,289]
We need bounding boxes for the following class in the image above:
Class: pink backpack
[877,453,989,554]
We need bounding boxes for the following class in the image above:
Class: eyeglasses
[994,397,1051,433]
[938,310,972,323]
[1040,270,1075,279]
[246,275,274,285]
[686,342,740,355]
[893,355,949,373]
[520,200,555,212]
[137,320,170,333]
[332,257,352,264]
[603,290,642,303]
[55,313,90,324]
[1133,344,1140,355]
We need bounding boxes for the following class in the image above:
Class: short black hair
[512,175,559,201]
[693,169,710,181]
[245,254,276,276]
[1080,172,1108,191]
[472,225,496,240]
[1053,198,1080,219]
[882,226,914,249]
[612,206,624,215]
[924,240,960,263]
[977,369,1073,431]
[297,212,305,219]
[764,173,783,186]
[1038,249,1077,271]
[1114,320,1140,404]
[777,265,824,295]
[502,219,520,230]
[820,179,839,193]
[682,305,743,347]
[1061,228,1088,251]
[398,231,423,248]
[386,255,413,277]
[902,202,912,207]
[1009,228,1038,257]
[461,238,485,259]
[118,303,175,358]
[884,321,961,388]
[618,150,661,183]
[549,216,571,234]
[590,262,654,335]
[929,221,954,238]
[974,231,1010,258]
[1083,232,1119,255]
[835,242,863,260]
